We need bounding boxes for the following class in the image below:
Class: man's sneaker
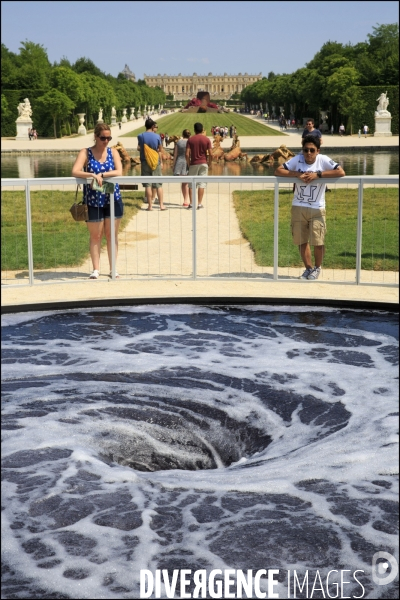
[307,267,321,280]
[299,267,313,279]
[197,204,204,209]
[187,205,192,209]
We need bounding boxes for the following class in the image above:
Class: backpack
[144,144,159,171]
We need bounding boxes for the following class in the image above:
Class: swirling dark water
[1,306,398,599]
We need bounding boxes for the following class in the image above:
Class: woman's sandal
[89,269,99,279]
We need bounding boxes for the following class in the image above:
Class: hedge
[353,86,399,135]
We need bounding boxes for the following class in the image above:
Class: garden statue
[320,110,329,132]
[17,98,32,120]
[16,98,33,140]
[97,108,103,123]
[375,92,390,115]
[110,106,117,127]
[374,91,392,137]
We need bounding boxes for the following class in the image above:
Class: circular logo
[372,552,398,586]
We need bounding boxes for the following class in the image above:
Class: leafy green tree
[327,67,363,134]
[241,22,398,125]
[367,23,399,84]
[51,67,85,105]
[72,57,106,78]
[54,56,72,69]
[1,94,9,117]
[35,89,75,138]
[327,66,360,103]
[78,73,117,124]
[1,44,19,89]
[17,40,52,90]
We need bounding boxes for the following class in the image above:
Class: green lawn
[2,188,398,272]
[122,112,284,138]
[1,190,143,270]
[233,188,399,271]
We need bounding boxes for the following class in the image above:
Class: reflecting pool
[1,149,398,179]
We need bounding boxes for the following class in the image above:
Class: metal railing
[1,175,398,287]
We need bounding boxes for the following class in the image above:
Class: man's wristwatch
[316,170,322,178]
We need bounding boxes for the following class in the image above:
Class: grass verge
[122,112,284,138]
[233,188,399,271]
[1,190,143,270]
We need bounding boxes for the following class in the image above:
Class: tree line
[1,41,166,137]
[240,24,399,133]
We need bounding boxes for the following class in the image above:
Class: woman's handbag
[70,150,89,221]
[70,186,88,221]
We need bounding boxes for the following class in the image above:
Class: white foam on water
[1,305,398,598]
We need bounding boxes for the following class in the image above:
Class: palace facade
[143,72,262,100]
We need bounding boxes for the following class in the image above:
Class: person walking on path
[137,118,167,211]
[173,128,191,207]
[363,124,369,138]
[72,122,123,279]
[274,135,345,281]
[339,123,345,137]
[302,118,323,145]
[185,122,212,210]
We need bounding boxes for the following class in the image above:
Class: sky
[1,1,399,78]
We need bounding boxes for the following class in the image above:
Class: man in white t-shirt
[275,135,345,280]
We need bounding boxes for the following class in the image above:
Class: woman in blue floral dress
[72,123,123,279]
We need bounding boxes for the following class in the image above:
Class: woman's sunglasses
[99,136,112,141]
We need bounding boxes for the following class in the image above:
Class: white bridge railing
[1,175,398,288]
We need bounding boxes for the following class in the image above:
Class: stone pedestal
[121,109,128,123]
[16,118,33,140]
[374,114,392,137]
[110,116,117,127]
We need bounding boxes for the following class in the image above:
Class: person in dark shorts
[185,122,212,209]
[137,118,167,211]
[72,123,123,279]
